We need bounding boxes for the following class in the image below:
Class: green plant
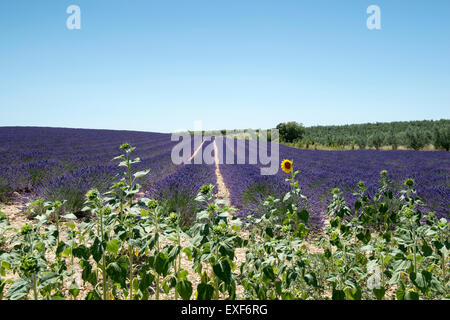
[240,166,317,300]
[0,147,448,300]
[24,198,49,219]
[188,185,243,300]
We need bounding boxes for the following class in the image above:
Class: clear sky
[0,0,449,133]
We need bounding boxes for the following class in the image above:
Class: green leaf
[6,278,31,300]
[119,161,128,167]
[134,170,150,179]
[297,209,309,224]
[196,211,209,220]
[85,289,101,300]
[217,212,231,219]
[219,240,235,260]
[106,239,121,255]
[69,281,80,298]
[285,269,298,286]
[332,288,345,300]
[162,280,170,294]
[373,288,385,300]
[56,241,68,257]
[154,252,170,276]
[176,280,193,300]
[345,286,362,300]
[213,260,232,284]
[429,274,446,293]
[167,245,181,263]
[106,257,128,288]
[0,279,6,298]
[132,278,139,292]
[410,271,432,294]
[62,247,72,258]
[80,259,97,286]
[264,227,274,238]
[177,269,189,281]
[303,273,318,288]
[421,242,433,257]
[139,271,154,296]
[262,265,275,281]
[356,230,371,244]
[64,221,76,230]
[113,155,125,161]
[388,270,403,285]
[81,206,92,212]
[182,247,192,260]
[91,237,106,263]
[73,245,90,260]
[404,290,419,300]
[197,283,214,300]
[281,291,295,300]
[396,286,405,300]
[39,272,60,287]
[344,281,362,300]
[167,276,176,288]
[130,156,140,163]
[62,213,77,220]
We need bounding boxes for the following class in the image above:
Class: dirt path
[188,139,205,162]
[213,139,231,204]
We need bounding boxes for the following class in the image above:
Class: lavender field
[0,127,449,227]
[0,127,218,218]
[217,139,449,226]
[0,126,449,301]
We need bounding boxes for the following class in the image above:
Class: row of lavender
[218,138,449,225]
[145,139,217,224]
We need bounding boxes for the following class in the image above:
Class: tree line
[276,120,450,150]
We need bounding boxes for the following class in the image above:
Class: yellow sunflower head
[281,159,293,173]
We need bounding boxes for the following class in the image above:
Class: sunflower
[281,159,293,173]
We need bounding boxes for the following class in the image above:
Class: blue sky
[0,0,449,133]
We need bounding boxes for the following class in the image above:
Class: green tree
[356,137,367,150]
[434,126,450,151]
[405,128,426,150]
[369,133,385,150]
[385,131,399,150]
[276,122,305,143]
